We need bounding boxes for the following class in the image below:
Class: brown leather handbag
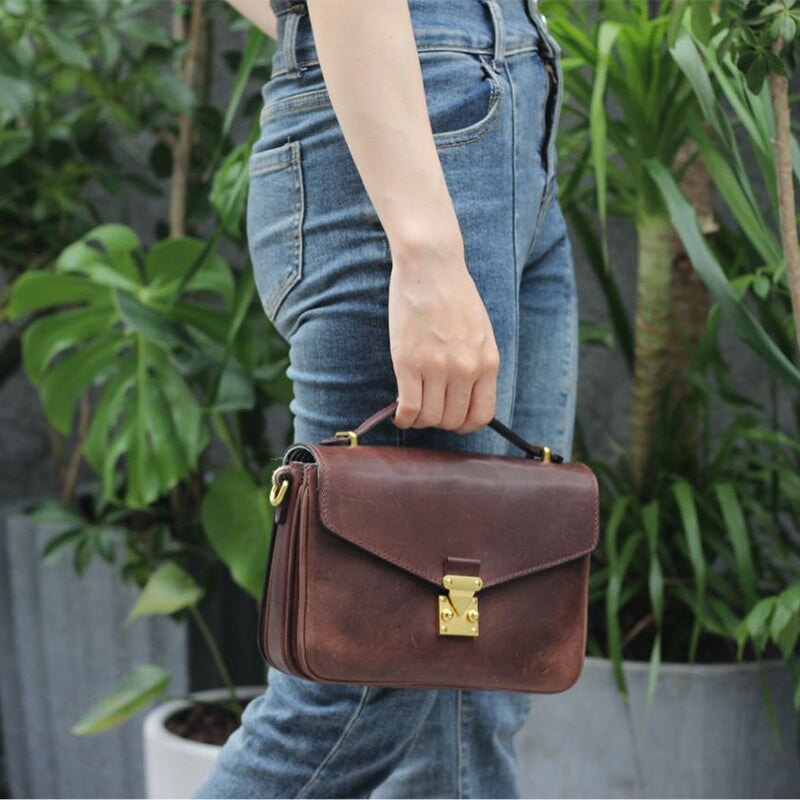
[259,403,599,693]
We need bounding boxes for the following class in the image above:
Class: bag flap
[302,444,599,589]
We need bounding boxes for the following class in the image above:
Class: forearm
[306,0,462,260]
[226,0,277,39]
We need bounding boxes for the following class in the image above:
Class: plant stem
[189,605,242,715]
[630,214,675,495]
[769,38,800,354]
[62,393,91,505]
[169,0,205,237]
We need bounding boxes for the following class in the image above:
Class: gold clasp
[438,574,482,637]
[334,430,359,447]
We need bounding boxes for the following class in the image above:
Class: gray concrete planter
[517,656,800,798]
[0,507,189,798]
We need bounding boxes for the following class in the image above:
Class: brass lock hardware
[438,574,482,637]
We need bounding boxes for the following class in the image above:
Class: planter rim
[143,685,265,755]
[584,655,787,677]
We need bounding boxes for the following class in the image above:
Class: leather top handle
[320,401,563,464]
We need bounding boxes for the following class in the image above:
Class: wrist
[386,214,465,272]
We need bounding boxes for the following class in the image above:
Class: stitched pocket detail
[247,140,304,322]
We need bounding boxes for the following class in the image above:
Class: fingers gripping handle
[320,401,563,463]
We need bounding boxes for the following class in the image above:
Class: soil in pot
[165,699,253,747]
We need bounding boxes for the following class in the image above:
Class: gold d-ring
[269,475,289,507]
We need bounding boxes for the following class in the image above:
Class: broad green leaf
[0,74,35,121]
[72,664,170,735]
[115,289,195,351]
[144,238,233,305]
[168,303,231,342]
[9,272,109,317]
[127,563,204,622]
[40,26,92,70]
[202,468,273,600]
[145,70,194,114]
[40,334,123,433]
[22,306,111,385]
[57,224,141,285]
[124,347,189,507]
[83,369,134,498]
[152,349,206,459]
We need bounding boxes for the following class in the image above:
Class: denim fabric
[193,1,576,797]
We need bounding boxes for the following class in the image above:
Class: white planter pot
[143,686,264,799]
[517,656,800,798]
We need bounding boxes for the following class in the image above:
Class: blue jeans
[194,0,576,796]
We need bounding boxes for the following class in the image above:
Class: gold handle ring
[269,476,290,507]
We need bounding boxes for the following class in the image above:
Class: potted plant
[8,217,289,795]
[1,3,284,795]
[512,2,800,796]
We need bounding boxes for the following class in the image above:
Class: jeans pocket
[247,140,304,324]
[419,51,502,149]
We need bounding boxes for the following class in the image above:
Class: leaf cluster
[691,0,800,91]
[0,0,190,279]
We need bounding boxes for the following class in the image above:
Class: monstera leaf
[9,224,241,507]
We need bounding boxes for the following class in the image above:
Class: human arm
[306,0,499,433]
[226,0,278,39]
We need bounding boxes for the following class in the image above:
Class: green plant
[9,221,289,730]
[4,0,285,731]
[650,0,800,708]
[545,0,800,701]
[0,0,192,389]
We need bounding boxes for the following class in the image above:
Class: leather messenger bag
[260,403,599,693]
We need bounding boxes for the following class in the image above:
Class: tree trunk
[630,215,674,494]
[667,139,714,385]
[768,42,800,355]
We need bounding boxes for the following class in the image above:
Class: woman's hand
[389,234,499,433]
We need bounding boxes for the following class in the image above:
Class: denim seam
[506,60,520,435]
[270,44,540,77]
[434,77,502,150]
[297,686,373,798]
[260,141,304,321]
[456,691,465,799]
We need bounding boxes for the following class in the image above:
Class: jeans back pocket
[247,140,304,323]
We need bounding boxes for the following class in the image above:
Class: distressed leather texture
[259,441,599,693]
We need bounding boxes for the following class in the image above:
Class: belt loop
[526,0,555,59]
[281,3,306,79]
[481,0,507,70]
